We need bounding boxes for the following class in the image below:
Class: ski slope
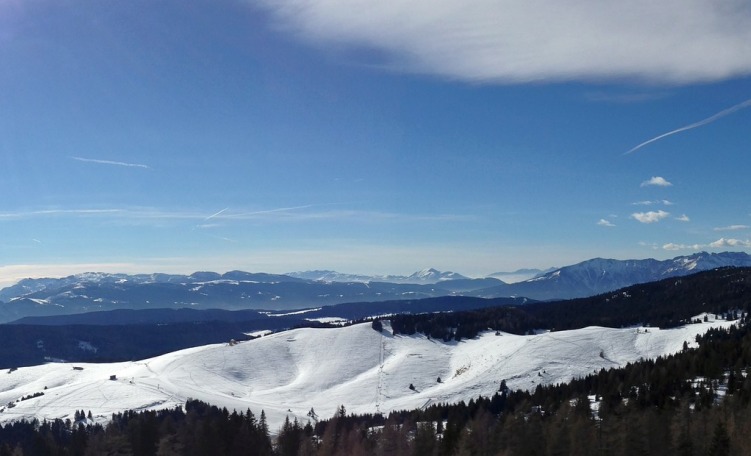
[0,317,735,432]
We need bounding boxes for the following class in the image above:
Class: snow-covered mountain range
[494,251,751,300]
[0,251,749,322]
[0,317,735,432]
[285,268,468,284]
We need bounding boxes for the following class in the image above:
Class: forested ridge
[387,267,751,341]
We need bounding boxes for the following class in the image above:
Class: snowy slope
[0,318,735,432]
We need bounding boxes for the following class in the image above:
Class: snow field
[0,318,736,433]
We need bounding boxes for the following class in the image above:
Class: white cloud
[252,0,751,84]
[709,238,751,248]
[675,214,690,222]
[597,218,615,227]
[662,237,751,251]
[640,176,672,187]
[714,225,749,231]
[631,210,670,223]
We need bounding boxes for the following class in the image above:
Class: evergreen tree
[707,420,730,456]
[277,416,300,456]
[412,421,436,456]
[254,410,271,455]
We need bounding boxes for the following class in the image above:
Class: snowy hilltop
[0,316,735,433]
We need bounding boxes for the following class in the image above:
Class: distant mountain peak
[408,268,468,282]
[410,268,440,278]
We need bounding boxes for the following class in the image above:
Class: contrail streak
[230,204,318,218]
[625,98,751,155]
[71,156,151,169]
[205,207,229,221]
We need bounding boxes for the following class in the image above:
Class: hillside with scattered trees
[285,315,751,455]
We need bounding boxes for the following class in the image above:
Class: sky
[0,0,750,286]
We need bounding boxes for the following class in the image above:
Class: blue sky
[0,0,750,285]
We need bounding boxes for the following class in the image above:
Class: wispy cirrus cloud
[663,242,703,251]
[640,176,672,187]
[0,208,124,219]
[632,210,670,224]
[714,225,749,231]
[221,205,475,223]
[227,205,325,219]
[632,199,673,206]
[71,156,151,169]
[252,0,751,85]
[203,234,238,243]
[675,214,690,222]
[0,206,474,225]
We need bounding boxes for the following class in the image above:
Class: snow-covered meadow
[0,317,735,432]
